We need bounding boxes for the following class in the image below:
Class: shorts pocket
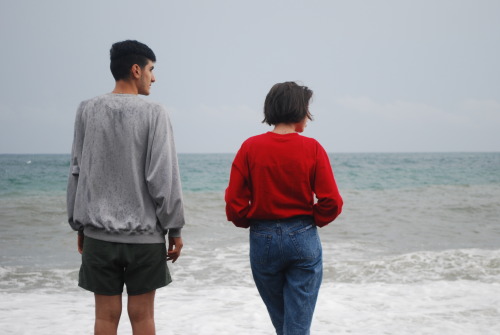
[250,230,272,265]
[289,224,321,260]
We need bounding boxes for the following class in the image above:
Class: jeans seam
[251,231,272,264]
[289,223,313,236]
[289,227,320,260]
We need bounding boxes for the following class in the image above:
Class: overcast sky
[0,0,499,154]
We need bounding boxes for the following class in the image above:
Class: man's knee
[128,306,154,323]
[128,291,155,322]
[95,294,122,322]
[97,307,122,322]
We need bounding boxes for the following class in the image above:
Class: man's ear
[130,64,142,79]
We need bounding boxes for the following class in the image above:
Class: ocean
[0,152,499,335]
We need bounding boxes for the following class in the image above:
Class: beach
[1,152,500,334]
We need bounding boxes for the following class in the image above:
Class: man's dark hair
[110,40,156,81]
[263,82,313,126]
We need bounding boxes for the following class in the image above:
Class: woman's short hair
[110,40,156,81]
[263,81,313,126]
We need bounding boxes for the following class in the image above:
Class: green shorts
[79,236,172,296]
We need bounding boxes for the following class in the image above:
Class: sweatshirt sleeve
[66,102,85,232]
[312,144,343,227]
[225,146,252,228]
[146,107,185,237]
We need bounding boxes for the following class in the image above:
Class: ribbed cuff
[168,228,182,238]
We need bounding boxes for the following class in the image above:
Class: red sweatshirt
[225,132,343,228]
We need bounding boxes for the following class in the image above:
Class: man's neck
[112,80,138,95]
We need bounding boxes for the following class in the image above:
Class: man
[67,40,185,335]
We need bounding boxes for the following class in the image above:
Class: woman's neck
[272,123,297,135]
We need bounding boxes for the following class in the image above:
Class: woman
[225,81,343,335]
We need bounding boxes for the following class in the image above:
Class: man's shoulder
[79,94,165,112]
[80,93,110,104]
[77,93,110,110]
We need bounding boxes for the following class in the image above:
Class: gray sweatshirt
[67,93,185,243]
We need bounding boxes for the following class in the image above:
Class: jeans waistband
[250,215,313,225]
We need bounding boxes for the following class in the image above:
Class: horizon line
[1,150,499,155]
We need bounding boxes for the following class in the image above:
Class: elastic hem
[83,227,166,244]
[78,283,123,296]
[127,281,172,296]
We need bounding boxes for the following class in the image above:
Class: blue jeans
[250,216,323,335]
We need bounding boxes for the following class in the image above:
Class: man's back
[68,93,184,244]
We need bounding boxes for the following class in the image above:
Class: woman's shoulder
[300,135,331,156]
[241,132,271,145]
[299,133,318,142]
[298,133,323,146]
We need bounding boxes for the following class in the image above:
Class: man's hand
[77,233,84,254]
[167,237,183,263]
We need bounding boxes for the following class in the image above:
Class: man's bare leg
[128,290,156,335]
[94,294,122,335]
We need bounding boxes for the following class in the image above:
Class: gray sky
[1,0,499,154]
